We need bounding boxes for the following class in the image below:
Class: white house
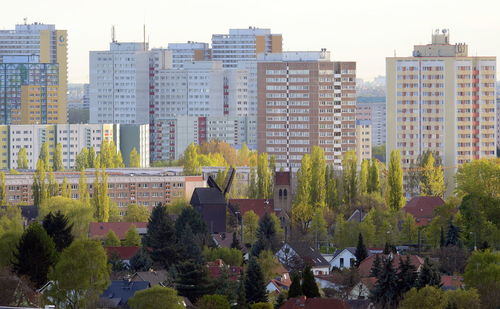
[329,248,357,269]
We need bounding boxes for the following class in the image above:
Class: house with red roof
[106,246,141,265]
[206,259,242,281]
[229,199,275,218]
[357,253,424,278]
[440,275,464,290]
[403,196,445,226]
[89,222,148,239]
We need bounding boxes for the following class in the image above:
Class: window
[340,258,344,268]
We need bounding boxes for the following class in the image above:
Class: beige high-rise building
[386,30,496,192]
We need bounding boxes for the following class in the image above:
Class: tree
[455,158,500,199]
[248,167,258,198]
[417,258,441,289]
[129,248,153,272]
[78,170,90,208]
[369,254,382,278]
[251,213,279,257]
[257,153,272,199]
[39,142,50,169]
[325,165,340,208]
[39,196,93,239]
[53,143,64,171]
[87,146,96,168]
[288,272,303,298]
[0,172,5,206]
[129,285,184,309]
[203,247,243,266]
[310,146,326,206]
[183,143,202,176]
[238,144,250,166]
[13,222,57,288]
[175,207,210,247]
[245,257,267,304]
[47,170,59,197]
[243,210,259,245]
[419,152,445,197]
[91,168,110,222]
[123,224,141,246]
[103,230,121,247]
[446,288,481,309]
[463,250,500,309]
[292,154,313,233]
[32,159,47,207]
[310,208,328,247]
[235,272,247,309]
[387,150,405,210]
[397,256,418,299]
[143,204,178,269]
[400,213,418,245]
[370,255,399,309]
[342,150,358,206]
[17,147,29,169]
[115,150,125,168]
[129,147,140,168]
[60,177,71,198]
[124,203,150,222]
[257,250,280,282]
[42,211,74,252]
[354,233,368,267]
[47,239,111,309]
[179,224,203,263]
[197,294,231,309]
[231,231,242,250]
[75,147,89,171]
[399,286,447,309]
[359,159,369,194]
[213,267,239,304]
[367,159,381,194]
[176,260,213,303]
[301,265,320,298]
[250,303,273,309]
[269,213,284,242]
[445,220,461,247]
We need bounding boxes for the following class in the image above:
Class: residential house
[440,275,464,291]
[357,253,424,277]
[403,196,445,227]
[265,263,291,294]
[329,248,357,269]
[106,247,141,266]
[98,280,150,308]
[206,259,242,281]
[89,222,148,240]
[275,242,330,275]
[130,270,169,286]
[349,277,377,300]
[280,296,350,309]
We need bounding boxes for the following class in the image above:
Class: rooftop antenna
[111,25,116,43]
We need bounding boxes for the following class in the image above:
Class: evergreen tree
[176,260,213,303]
[420,152,445,197]
[367,159,380,193]
[144,204,178,268]
[310,146,326,206]
[370,256,399,309]
[103,230,121,246]
[183,143,201,175]
[445,220,460,247]
[359,159,369,194]
[175,207,210,247]
[417,258,441,289]
[13,222,57,288]
[387,150,405,210]
[39,142,50,169]
[129,248,153,272]
[397,256,418,299]
[53,143,64,171]
[301,265,320,298]
[60,177,71,198]
[129,147,141,168]
[213,268,239,304]
[257,153,272,199]
[179,224,203,263]
[42,211,74,252]
[369,254,382,278]
[245,257,267,304]
[342,150,358,205]
[78,170,90,208]
[251,213,278,257]
[230,231,241,250]
[288,272,303,298]
[235,272,248,309]
[355,233,368,267]
[17,147,29,169]
[0,172,5,206]
[275,293,286,309]
[32,159,47,207]
[440,227,445,248]
[123,224,141,246]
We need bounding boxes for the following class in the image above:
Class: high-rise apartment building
[356,98,386,146]
[0,23,68,124]
[89,42,149,124]
[257,51,356,168]
[356,120,372,165]
[386,30,496,191]
[212,28,282,68]
[167,42,211,68]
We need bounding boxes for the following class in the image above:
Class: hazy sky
[3,0,499,83]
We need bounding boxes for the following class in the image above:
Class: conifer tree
[288,272,303,298]
[53,143,64,171]
[129,248,153,272]
[245,257,267,304]
[42,211,74,252]
[370,256,399,309]
[416,258,441,289]
[179,224,203,264]
[251,213,278,257]
[235,272,247,309]
[369,254,382,278]
[387,150,405,210]
[144,204,178,268]
[176,260,213,303]
[17,147,29,169]
[355,233,368,267]
[445,220,460,247]
[301,265,320,298]
[396,255,418,298]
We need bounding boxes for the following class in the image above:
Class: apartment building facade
[386,30,496,191]
[0,23,67,124]
[167,42,211,68]
[356,98,386,146]
[356,120,372,165]
[257,51,356,168]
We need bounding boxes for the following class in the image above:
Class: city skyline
[2,0,499,84]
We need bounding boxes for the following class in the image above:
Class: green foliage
[88,147,96,168]
[342,150,358,205]
[129,248,153,272]
[123,225,141,246]
[53,143,64,171]
[0,172,6,206]
[17,147,29,169]
[13,222,57,288]
[47,170,59,198]
[372,144,386,162]
[301,265,320,298]
[39,142,50,169]
[183,143,202,176]
[257,153,272,199]
[416,258,441,289]
[115,150,125,168]
[213,267,239,304]
[176,259,214,303]
[252,213,279,257]
[129,286,184,309]
[245,257,267,304]
[400,213,418,245]
[40,196,93,239]
[397,255,418,297]
[0,231,21,268]
[269,213,284,242]
[248,167,258,198]
[196,294,231,309]
[367,159,381,194]
[32,159,47,207]
[292,154,313,233]
[455,158,500,199]
[47,239,111,309]
[78,170,90,208]
[91,168,110,222]
[129,147,141,168]
[124,203,150,222]
[369,254,382,278]
[243,210,259,245]
[203,247,243,266]
[355,233,368,266]
[288,272,303,298]
[75,147,89,171]
[42,211,74,252]
[257,250,280,282]
[464,250,500,309]
[144,204,178,269]
[399,286,447,309]
[359,159,369,194]
[175,207,210,245]
[310,146,326,206]
[250,303,273,309]
[103,230,121,247]
[310,208,328,244]
[387,150,405,210]
[445,288,481,309]
[370,255,399,309]
[325,164,340,208]
[60,177,71,198]
[420,152,445,197]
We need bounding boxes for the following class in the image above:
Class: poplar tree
[75,147,89,171]
[17,147,29,169]
[342,150,358,206]
[183,143,201,176]
[256,153,272,199]
[47,170,59,197]
[92,168,110,222]
[87,147,96,168]
[420,152,445,197]
[367,159,380,193]
[79,170,90,208]
[115,151,125,168]
[61,177,71,198]
[129,148,141,168]
[0,172,6,206]
[310,146,326,206]
[325,165,339,208]
[292,154,313,233]
[53,143,64,171]
[32,159,48,207]
[39,142,51,169]
[387,150,405,210]
[359,159,370,194]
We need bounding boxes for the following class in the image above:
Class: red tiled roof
[106,246,141,260]
[281,297,350,309]
[404,196,445,226]
[275,172,291,186]
[89,222,148,239]
[358,254,424,277]
[229,199,275,218]
[360,277,377,290]
[206,259,242,281]
[440,275,464,289]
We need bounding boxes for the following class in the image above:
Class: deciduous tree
[463,250,500,309]
[342,150,358,206]
[123,224,141,246]
[183,143,202,176]
[53,143,64,171]
[129,147,140,168]
[124,203,150,222]
[103,230,121,247]
[387,150,405,210]
[129,286,184,309]
[17,147,29,169]
[420,152,445,197]
[399,286,447,309]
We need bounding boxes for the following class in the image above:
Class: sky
[2,0,499,83]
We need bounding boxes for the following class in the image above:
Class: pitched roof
[206,259,242,281]
[190,187,226,206]
[106,246,141,260]
[440,275,464,290]
[357,254,424,277]
[131,270,169,286]
[281,296,350,309]
[89,222,148,239]
[286,242,330,268]
[99,280,150,307]
[332,247,357,259]
[347,209,366,223]
[229,199,275,218]
[404,196,445,226]
[275,171,291,185]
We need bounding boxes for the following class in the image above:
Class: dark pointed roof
[190,187,226,206]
